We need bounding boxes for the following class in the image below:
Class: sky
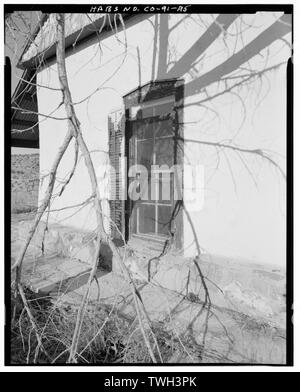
[5,11,41,94]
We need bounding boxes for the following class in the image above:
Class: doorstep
[13,255,109,295]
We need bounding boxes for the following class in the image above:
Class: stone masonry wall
[11,153,39,213]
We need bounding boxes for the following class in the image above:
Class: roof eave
[17,13,136,70]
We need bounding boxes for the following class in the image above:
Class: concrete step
[127,236,167,259]
[17,255,109,295]
[60,270,286,364]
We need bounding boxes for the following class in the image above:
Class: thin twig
[18,284,50,362]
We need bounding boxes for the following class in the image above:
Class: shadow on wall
[152,14,291,97]
[106,13,291,257]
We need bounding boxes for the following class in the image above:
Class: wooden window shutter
[108,109,125,240]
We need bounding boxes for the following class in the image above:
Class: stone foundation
[120,249,286,328]
[13,217,286,327]
[11,153,39,213]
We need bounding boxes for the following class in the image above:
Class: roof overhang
[18,13,131,69]
[11,13,142,148]
[11,69,39,149]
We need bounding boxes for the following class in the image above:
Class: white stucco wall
[36,13,290,266]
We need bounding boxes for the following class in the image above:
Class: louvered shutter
[108,109,125,239]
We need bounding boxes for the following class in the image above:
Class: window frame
[123,79,184,249]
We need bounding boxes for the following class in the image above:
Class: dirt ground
[10,212,287,364]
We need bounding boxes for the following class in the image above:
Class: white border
[0,0,298,372]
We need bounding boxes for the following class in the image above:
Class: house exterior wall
[36,13,290,266]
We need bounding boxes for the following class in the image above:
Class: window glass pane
[149,172,173,203]
[130,106,154,120]
[154,118,174,138]
[138,204,156,235]
[134,121,153,140]
[141,106,154,119]
[131,99,174,120]
[158,173,173,204]
[157,205,173,235]
[154,101,174,117]
[155,137,174,166]
[137,139,153,171]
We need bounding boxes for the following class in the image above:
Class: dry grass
[10,286,287,364]
[10,288,192,364]
[228,313,286,364]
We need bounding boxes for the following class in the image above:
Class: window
[123,79,184,244]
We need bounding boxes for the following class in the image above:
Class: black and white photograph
[3,2,294,369]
